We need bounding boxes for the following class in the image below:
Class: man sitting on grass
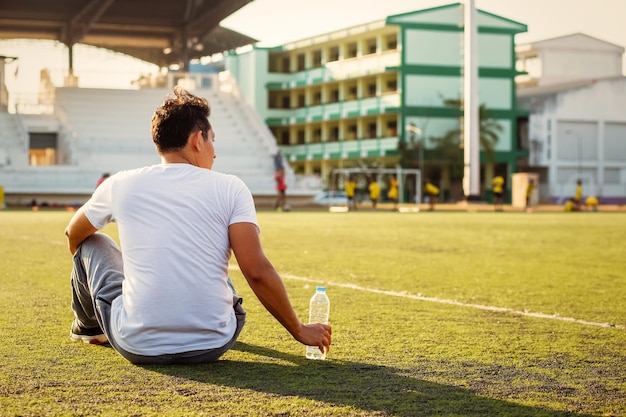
[65,87,331,365]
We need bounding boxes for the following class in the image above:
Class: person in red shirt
[95,173,110,188]
[274,167,288,211]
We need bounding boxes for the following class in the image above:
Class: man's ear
[190,130,203,151]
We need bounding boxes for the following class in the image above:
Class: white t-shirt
[83,164,258,356]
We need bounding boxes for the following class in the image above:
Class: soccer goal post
[329,167,421,206]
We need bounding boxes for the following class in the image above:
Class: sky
[222,0,626,48]
[1,0,625,96]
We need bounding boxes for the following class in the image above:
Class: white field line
[229,265,624,330]
[28,235,620,329]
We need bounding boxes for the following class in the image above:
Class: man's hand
[295,322,332,354]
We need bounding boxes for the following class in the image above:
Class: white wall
[525,77,626,201]
[540,49,623,86]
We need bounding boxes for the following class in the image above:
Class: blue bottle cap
[316,286,326,292]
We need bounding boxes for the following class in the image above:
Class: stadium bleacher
[0,74,297,205]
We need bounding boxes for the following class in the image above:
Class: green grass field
[1,210,625,416]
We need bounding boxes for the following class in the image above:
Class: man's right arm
[229,222,332,354]
[65,206,98,255]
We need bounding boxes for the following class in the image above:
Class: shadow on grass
[144,342,591,417]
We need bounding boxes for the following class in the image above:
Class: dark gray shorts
[71,233,246,365]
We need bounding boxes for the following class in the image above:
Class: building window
[516,55,542,80]
[604,168,620,184]
[546,134,551,160]
[297,93,305,108]
[365,38,377,55]
[297,130,305,144]
[280,131,290,145]
[517,117,529,150]
[313,91,322,105]
[348,124,357,140]
[329,126,339,141]
[328,46,339,62]
[282,56,290,73]
[297,53,305,71]
[330,88,339,103]
[346,42,357,58]
[348,85,358,100]
[312,50,322,67]
[29,133,57,166]
[312,128,322,143]
[386,120,397,137]
[385,34,397,51]
[282,95,291,109]
[268,91,278,108]
[368,123,377,139]
[367,82,377,97]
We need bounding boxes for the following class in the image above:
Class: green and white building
[225,2,528,201]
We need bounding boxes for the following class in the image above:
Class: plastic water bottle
[306,286,330,360]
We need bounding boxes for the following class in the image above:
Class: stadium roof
[0,0,257,69]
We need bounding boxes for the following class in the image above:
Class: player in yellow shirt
[525,179,535,212]
[573,179,583,211]
[344,176,357,211]
[491,175,504,211]
[585,196,598,212]
[368,177,381,210]
[423,181,439,211]
[387,175,399,211]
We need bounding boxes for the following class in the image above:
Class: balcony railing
[267,92,400,125]
[283,136,399,162]
[272,50,400,87]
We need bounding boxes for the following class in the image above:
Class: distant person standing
[96,173,110,188]
[387,174,399,211]
[491,175,504,211]
[344,175,357,211]
[573,179,583,211]
[274,167,288,211]
[273,150,284,171]
[423,180,439,211]
[525,178,535,212]
[368,177,380,210]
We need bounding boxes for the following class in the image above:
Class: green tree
[441,99,502,163]
[429,129,463,197]
[436,100,503,195]
[398,126,421,170]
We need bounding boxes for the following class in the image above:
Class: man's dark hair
[151,86,211,153]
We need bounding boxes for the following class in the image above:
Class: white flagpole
[463,0,480,199]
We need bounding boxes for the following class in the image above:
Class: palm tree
[429,129,463,196]
[475,107,503,189]
[436,99,503,194]
[441,99,502,161]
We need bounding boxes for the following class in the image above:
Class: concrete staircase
[0,82,291,203]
